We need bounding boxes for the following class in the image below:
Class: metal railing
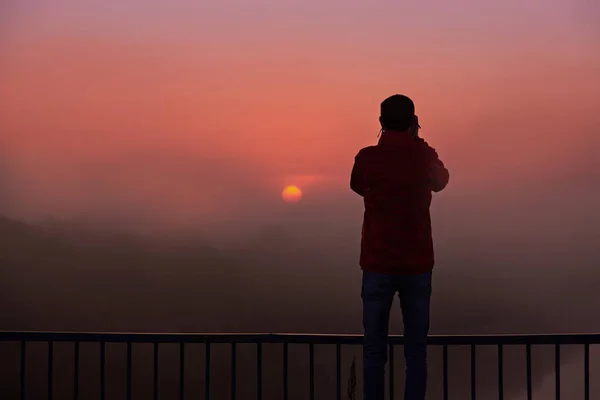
[1,331,599,400]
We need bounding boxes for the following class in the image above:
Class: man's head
[379,94,416,132]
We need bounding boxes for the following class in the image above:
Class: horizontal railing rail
[1,331,598,400]
[2,331,600,344]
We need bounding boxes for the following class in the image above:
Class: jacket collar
[378,129,412,145]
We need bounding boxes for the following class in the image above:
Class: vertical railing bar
[584,343,589,400]
[153,343,159,400]
[498,344,504,400]
[257,342,262,400]
[309,343,315,400]
[443,344,448,400]
[20,340,26,400]
[283,342,289,400]
[231,342,236,400]
[388,343,394,400]
[555,344,560,400]
[180,343,185,400]
[74,341,80,400]
[126,342,132,400]
[205,342,211,400]
[336,343,341,400]
[48,341,54,400]
[471,344,476,400]
[526,344,532,400]
[100,342,105,400]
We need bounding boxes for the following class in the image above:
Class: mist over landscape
[2,0,600,399]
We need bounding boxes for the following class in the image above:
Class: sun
[281,185,302,203]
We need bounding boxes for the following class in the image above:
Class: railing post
[309,343,315,400]
[126,342,132,400]
[100,342,106,400]
[74,341,80,400]
[153,343,159,400]
[555,344,560,400]
[180,343,185,400]
[283,342,288,400]
[205,342,211,400]
[498,344,504,400]
[443,344,448,400]
[336,343,341,400]
[526,344,532,400]
[470,344,476,400]
[257,342,262,400]
[388,344,394,400]
[20,341,26,400]
[231,343,236,400]
[584,343,589,400]
[48,341,53,400]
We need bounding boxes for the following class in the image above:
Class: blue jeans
[361,270,432,400]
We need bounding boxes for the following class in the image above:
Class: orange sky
[1,0,599,234]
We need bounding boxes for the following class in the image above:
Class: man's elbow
[431,170,450,193]
[431,181,448,193]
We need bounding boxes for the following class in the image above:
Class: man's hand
[409,115,420,138]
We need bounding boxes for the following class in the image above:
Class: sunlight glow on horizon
[281,185,302,203]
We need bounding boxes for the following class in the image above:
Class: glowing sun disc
[281,185,302,202]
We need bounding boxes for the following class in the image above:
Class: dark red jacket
[350,130,449,275]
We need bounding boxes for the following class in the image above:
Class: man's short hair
[380,94,415,131]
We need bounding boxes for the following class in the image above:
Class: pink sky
[1,0,599,234]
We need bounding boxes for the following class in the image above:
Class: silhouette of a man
[351,94,449,400]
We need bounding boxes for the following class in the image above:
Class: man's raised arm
[427,146,449,193]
